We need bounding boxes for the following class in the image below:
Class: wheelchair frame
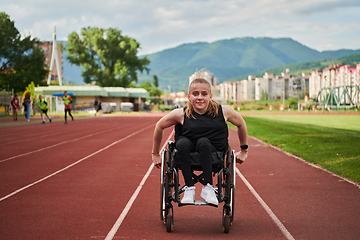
[160,140,236,233]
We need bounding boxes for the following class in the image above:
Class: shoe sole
[201,192,218,205]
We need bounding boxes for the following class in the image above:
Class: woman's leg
[196,137,215,185]
[68,109,73,120]
[176,136,195,187]
[26,104,30,120]
[64,109,68,122]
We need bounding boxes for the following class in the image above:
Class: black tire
[230,186,235,223]
[166,214,173,232]
[230,150,236,223]
[223,208,230,233]
[160,150,167,221]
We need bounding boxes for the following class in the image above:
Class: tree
[0,12,48,93]
[152,74,158,88]
[139,81,163,104]
[65,27,150,87]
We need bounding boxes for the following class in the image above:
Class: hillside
[138,37,360,91]
[61,37,360,90]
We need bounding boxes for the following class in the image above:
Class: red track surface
[1,114,359,239]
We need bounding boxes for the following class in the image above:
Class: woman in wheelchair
[152,78,248,206]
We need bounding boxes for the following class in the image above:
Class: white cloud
[1,0,359,54]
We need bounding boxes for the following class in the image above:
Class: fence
[315,85,360,109]
[0,91,12,115]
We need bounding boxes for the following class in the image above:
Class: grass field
[230,113,360,184]
[246,113,360,131]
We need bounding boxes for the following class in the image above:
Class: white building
[309,62,360,107]
[220,69,308,103]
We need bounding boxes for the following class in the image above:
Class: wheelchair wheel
[230,150,236,223]
[223,207,231,233]
[166,209,174,232]
[160,149,167,221]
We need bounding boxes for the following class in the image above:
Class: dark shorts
[41,109,48,114]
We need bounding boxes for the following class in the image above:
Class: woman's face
[188,82,212,114]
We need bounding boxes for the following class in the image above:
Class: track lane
[111,128,288,239]
[0,117,154,197]
[0,117,143,160]
[0,115,163,239]
[1,113,360,239]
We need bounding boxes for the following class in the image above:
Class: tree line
[1,12,161,98]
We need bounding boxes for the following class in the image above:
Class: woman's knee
[176,137,193,152]
[196,137,212,151]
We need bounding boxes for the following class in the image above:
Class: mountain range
[62,37,360,91]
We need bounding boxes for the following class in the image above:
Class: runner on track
[38,95,52,124]
[95,101,102,116]
[152,77,249,206]
[63,91,74,124]
[32,95,37,116]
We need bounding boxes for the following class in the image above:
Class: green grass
[248,114,360,131]
[230,115,360,184]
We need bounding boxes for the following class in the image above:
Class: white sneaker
[181,186,196,204]
[201,183,218,205]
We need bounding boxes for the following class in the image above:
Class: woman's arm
[152,108,183,168]
[222,105,248,164]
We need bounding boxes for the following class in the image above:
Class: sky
[2,0,360,55]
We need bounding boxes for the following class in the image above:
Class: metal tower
[47,26,63,86]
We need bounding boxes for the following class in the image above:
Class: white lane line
[236,168,295,240]
[105,131,174,240]
[0,125,153,202]
[0,124,131,163]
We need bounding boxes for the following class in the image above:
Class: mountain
[61,37,360,90]
[230,52,360,80]
[138,37,360,91]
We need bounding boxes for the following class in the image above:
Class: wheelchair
[160,130,236,233]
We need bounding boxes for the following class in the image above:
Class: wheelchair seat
[172,149,225,173]
[173,123,225,171]
[188,151,224,170]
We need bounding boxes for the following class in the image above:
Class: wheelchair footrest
[178,200,218,207]
[195,200,212,205]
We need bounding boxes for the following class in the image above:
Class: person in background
[94,98,98,110]
[38,95,52,124]
[95,101,102,116]
[11,94,20,121]
[63,91,74,124]
[32,95,37,116]
[22,92,31,121]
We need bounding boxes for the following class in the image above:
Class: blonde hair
[185,78,219,119]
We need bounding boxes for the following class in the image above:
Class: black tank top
[182,105,228,151]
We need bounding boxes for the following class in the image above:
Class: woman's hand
[152,153,162,168]
[235,150,248,164]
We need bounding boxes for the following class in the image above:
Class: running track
[1,114,359,239]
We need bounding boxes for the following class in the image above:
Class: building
[39,41,63,83]
[189,69,221,101]
[189,69,219,87]
[34,86,149,112]
[220,70,309,104]
[309,62,360,108]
